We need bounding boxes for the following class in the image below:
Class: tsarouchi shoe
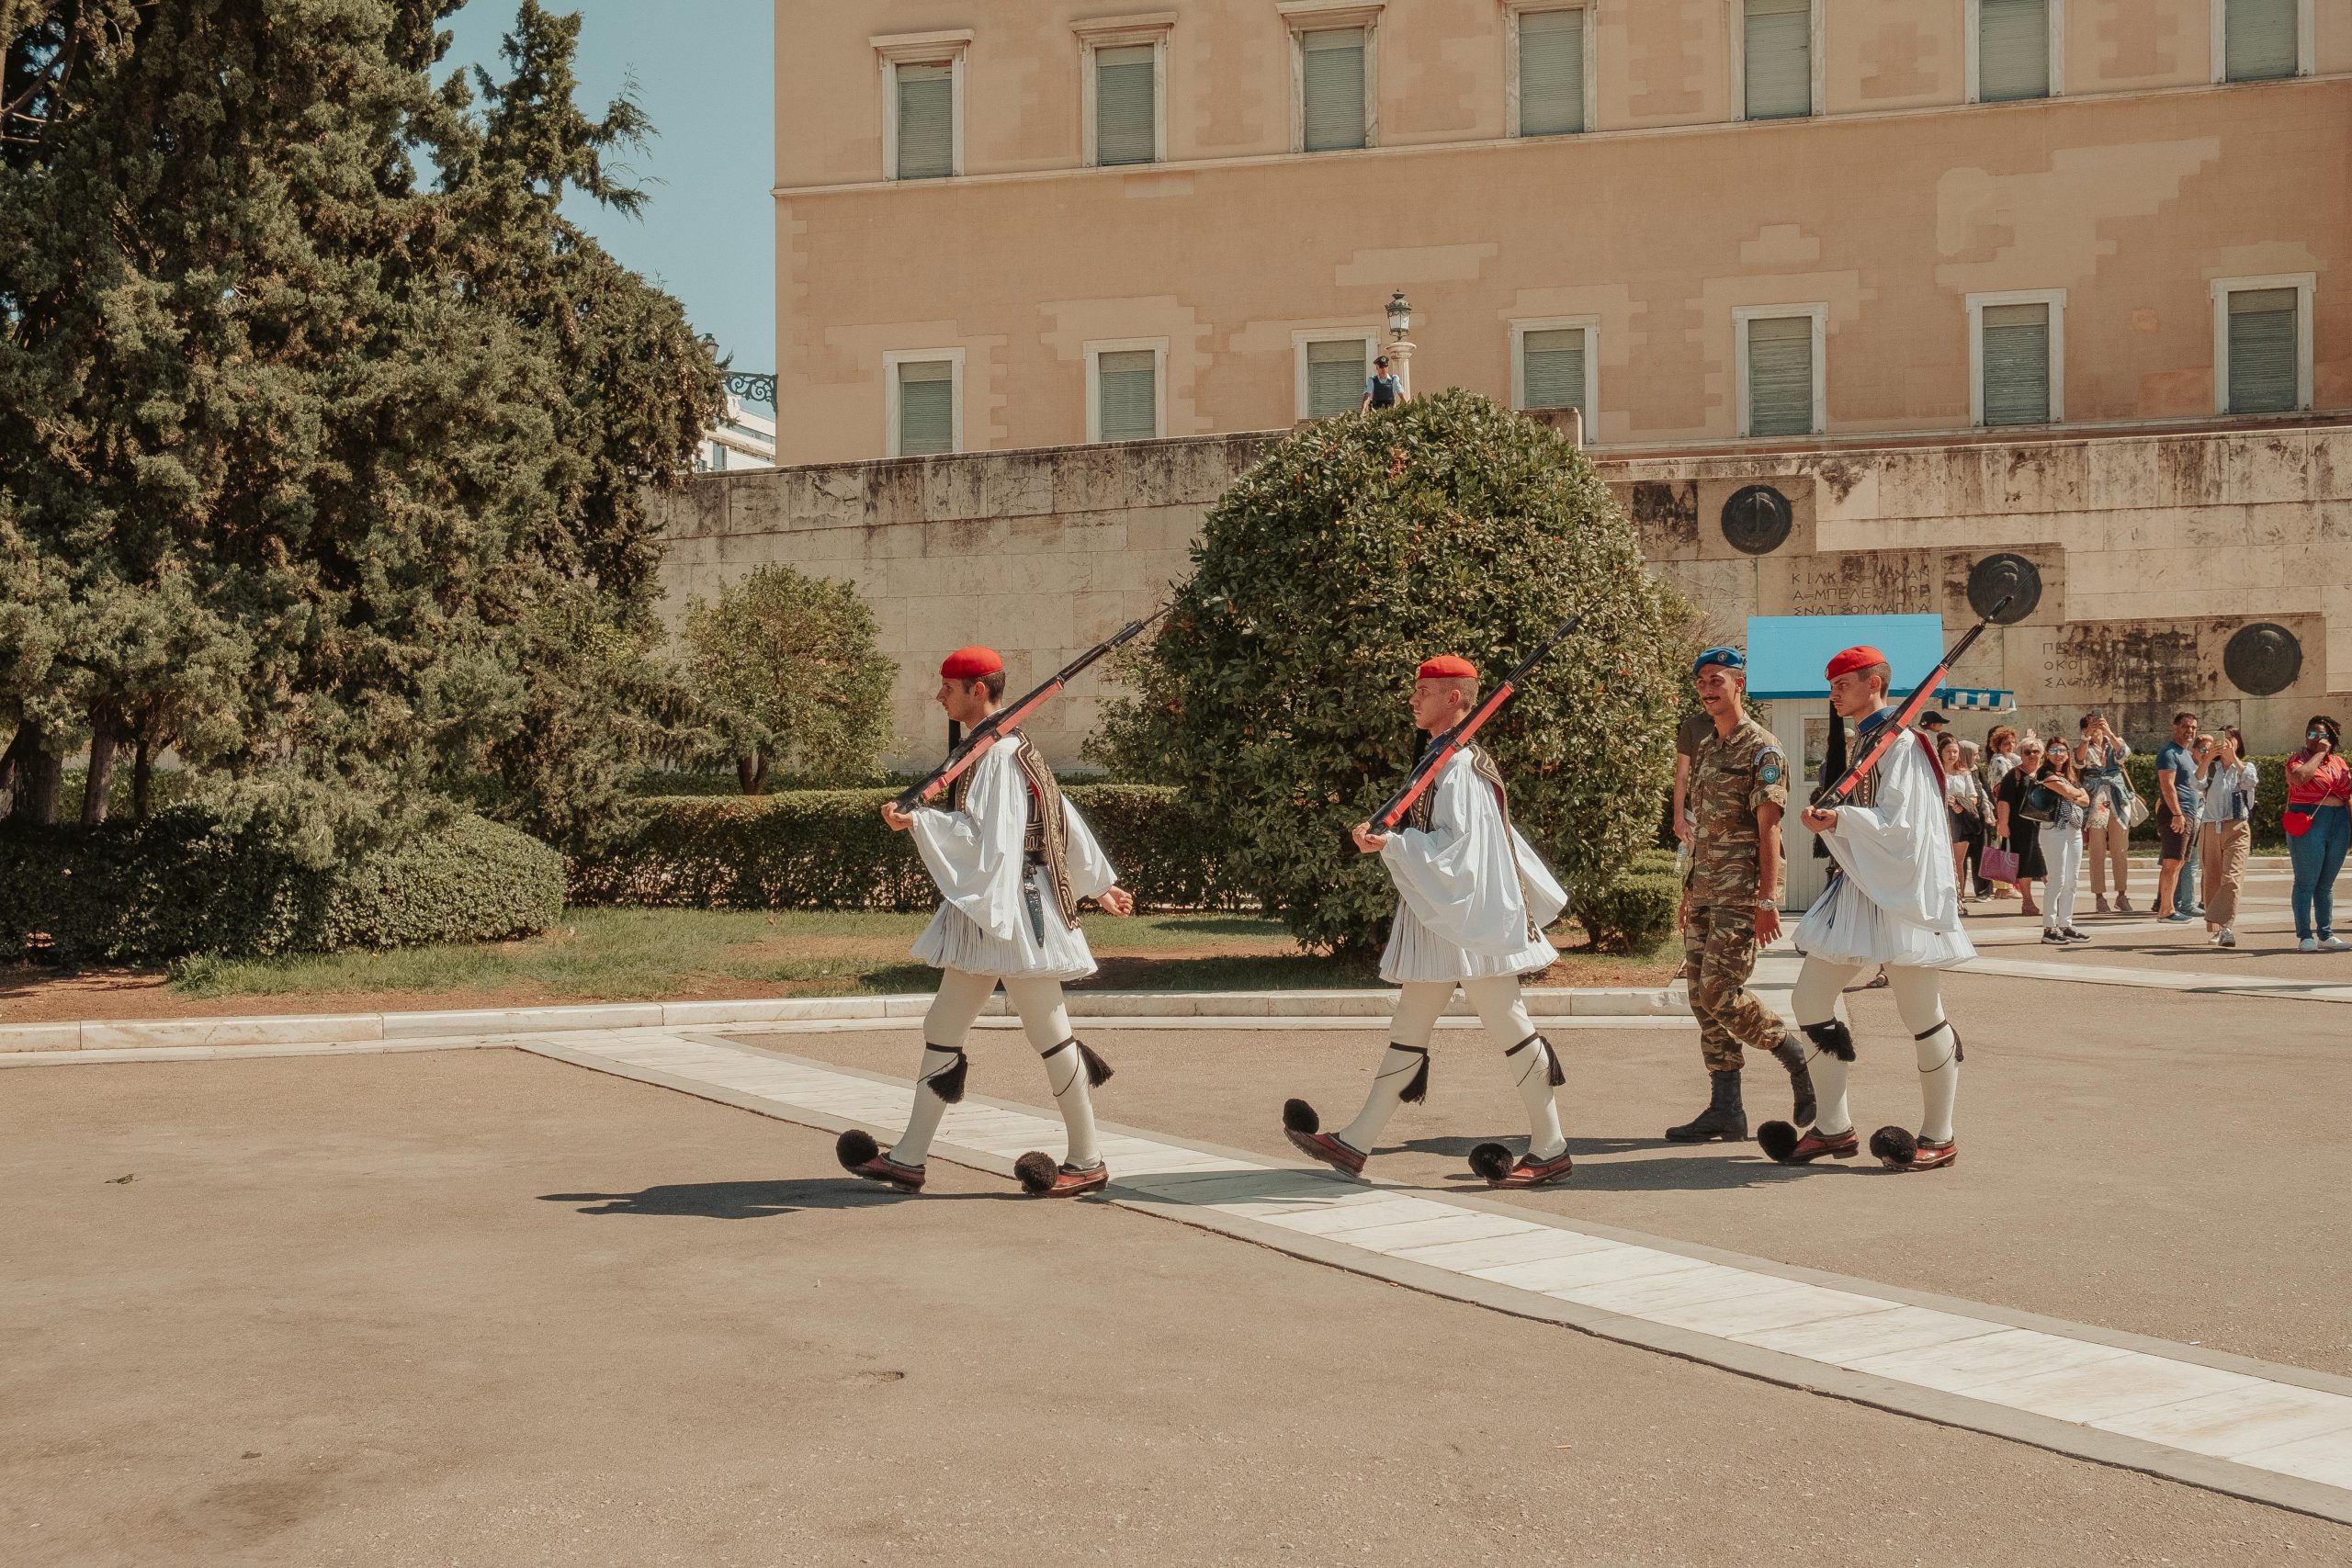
[1281,1100,1368,1177]
[1757,1122,1860,1165]
[1013,1153,1109,1197]
[835,1129,925,1191]
[1870,1128,1957,1171]
[1468,1142,1574,1189]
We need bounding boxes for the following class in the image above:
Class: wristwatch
[1753,898,1779,911]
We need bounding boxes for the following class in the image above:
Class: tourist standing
[2285,715,2352,953]
[1983,727,2021,900]
[1993,734,2048,916]
[2199,727,2256,949]
[2032,738,2093,944]
[2076,712,2134,913]
[2154,712,2203,920]
[1941,734,1985,908]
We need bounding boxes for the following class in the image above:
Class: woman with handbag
[2199,727,2257,948]
[1991,735,2048,917]
[1941,735,1985,908]
[2032,738,2094,943]
[2284,715,2352,953]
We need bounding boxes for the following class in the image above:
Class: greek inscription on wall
[1625,480,1698,553]
[1772,548,1939,616]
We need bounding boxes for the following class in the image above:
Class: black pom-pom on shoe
[1013,1151,1060,1194]
[1282,1098,1321,1135]
[1467,1142,1516,1183]
[1869,1126,1918,1168]
[835,1128,880,1171]
[1756,1120,1799,1163]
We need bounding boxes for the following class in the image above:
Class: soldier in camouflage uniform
[1666,647,1817,1143]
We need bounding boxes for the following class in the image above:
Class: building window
[1969,291,2064,427]
[1299,27,1370,152]
[1973,0,2052,102]
[1743,0,1812,120]
[886,352,961,457]
[1736,308,1824,437]
[1514,7,1586,137]
[2221,0,2301,83]
[1512,320,1596,426]
[1088,39,1162,166]
[1087,341,1166,443]
[1298,334,1372,419]
[876,32,969,181]
[2213,277,2312,414]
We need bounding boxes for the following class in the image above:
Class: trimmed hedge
[1570,847,1679,954]
[0,807,563,962]
[569,784,1239,912]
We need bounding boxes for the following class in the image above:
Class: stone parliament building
[662,0,2352,766]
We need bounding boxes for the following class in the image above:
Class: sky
[435,1,776,404]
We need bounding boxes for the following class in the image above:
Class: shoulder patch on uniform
[1756,746,1784,785]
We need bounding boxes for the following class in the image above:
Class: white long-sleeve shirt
[1377,749,1567,985]
[1794,714,1975,970]
[907,740,1117,981]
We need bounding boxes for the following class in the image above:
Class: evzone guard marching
[1281,653,1578,1190]
[836,643,1139,1198]
[1758,643,1976,1172]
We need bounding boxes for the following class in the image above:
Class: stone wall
[650,419,2351,767]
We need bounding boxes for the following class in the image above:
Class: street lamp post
[1384,289,1415,400]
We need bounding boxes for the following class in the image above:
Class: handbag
[2019,783,2056,825]
[1979,841,2020,883]
[2124,788,2150,829]
[2285,802,2316,839]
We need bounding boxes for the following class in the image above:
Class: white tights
[1338,976,1566,1160]
[888,968,1101,1169]
[1789,959,1960,1143]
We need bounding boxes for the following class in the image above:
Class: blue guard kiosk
[1743,615,2013,910]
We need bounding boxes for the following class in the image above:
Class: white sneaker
[2301,937,2319,953]
[2220,928,2237,948]
[2324,937,2351,953]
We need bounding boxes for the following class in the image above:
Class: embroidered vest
[1407,745,1541,941]
[949,732,1080,931]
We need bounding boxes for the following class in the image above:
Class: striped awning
[1935,686,2017,713]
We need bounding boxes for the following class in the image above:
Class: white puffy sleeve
[907,746,1025,942]
[1059,795,1119,901]
[1821,732,1958,930]
[1380,755,1534,955]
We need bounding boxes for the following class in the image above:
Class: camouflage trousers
[1679,904,1785,1073]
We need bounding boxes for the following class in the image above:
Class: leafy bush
[1091,389,1690,953]
[0,807,562,963]
[681,565,898,793]
[1571,852,1680,954]
[569,785,1238,912]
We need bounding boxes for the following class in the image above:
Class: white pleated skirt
[911,864,1100,982]
[1379,906,1559,986]
[1793,874,1974,970]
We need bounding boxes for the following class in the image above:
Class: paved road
[6,1048,2346,1566]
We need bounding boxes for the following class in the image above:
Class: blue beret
[1692,646,1746,675]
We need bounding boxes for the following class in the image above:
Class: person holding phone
[2285,715,2352,952]
[2076,711,2133,913]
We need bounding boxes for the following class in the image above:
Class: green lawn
[165,908,1679,1005]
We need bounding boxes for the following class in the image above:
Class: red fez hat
[940,646,1004,680]
[1825,646,1888,682]
[1417,655,1478,680]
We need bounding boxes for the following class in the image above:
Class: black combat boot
[1770,1033,1818,1127]
[1664,1070,1747,1143]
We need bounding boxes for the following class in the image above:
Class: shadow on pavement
[538,1178,1025,1219]
[1395,1134,1817,1191]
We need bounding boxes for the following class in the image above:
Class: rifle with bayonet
[1808,596,2011,809]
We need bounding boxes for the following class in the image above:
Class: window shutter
[1980,303,2051,425]
[1977,0,2049,101]
[1097,350,1158,441]
[898,359,954,455]
[1521,328,1587,416]
[896,63,954,179]
[1518,9,1584,137]
[1096,44,1157,165]
[2227,288,2300,413]
[1301,28,1367,152]
[1306,338,1366,418]
[1746,315,1814,436]
[1744,0,1811,119]
[2225,0,2299,82]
